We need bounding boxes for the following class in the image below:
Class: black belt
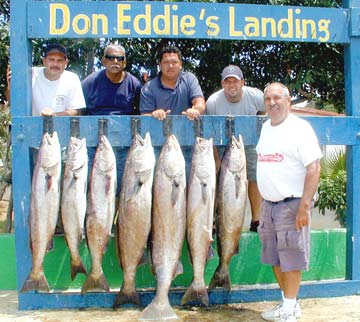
[268,196,298,204]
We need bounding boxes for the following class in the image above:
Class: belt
[267,196,298,204]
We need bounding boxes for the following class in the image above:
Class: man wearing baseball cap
[31,43,86,116]
[206,65,265,232]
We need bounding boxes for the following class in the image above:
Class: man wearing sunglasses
[82,43,142,194]
[82,43,141,116]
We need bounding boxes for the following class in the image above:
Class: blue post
[344,0,360,280]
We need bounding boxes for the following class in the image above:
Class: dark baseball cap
[221,65,244,81]
[44,44,67,59]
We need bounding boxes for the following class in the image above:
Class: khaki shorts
[258,198,311,272]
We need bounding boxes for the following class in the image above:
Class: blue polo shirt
[82,69,141,115]
[140,71,204,115]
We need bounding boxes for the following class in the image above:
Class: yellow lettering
[318,19,330,42]
[244,17,259,37]
[262,18,276,37]
[92,14,108,35]
[172,5,179,36]
[72,14,90,35]
[302,19,316,39]
[229,7,243,37]
[180,16,196,35]
[153,5,170,35]
[206,16,220,36]
[49,3,70,35]
[278,9,293,38]
[134,4,151,35]
[295,9,301,38]
[117,4,131,35]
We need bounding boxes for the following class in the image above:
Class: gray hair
[104,43,126,58]
[264,82,290,97]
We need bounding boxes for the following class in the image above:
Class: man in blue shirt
[82,43,141,115]
[82,43,142,193]
[140,45,205,120]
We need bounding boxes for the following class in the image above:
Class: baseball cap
[221,65,244,81]
[44,44,67,59]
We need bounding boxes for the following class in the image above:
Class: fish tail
[20,272,50,293]
[81,273,109,293]
[70,260,87,280]
[139,299,178,321]
[208,269,231,292]
[181,283,209,306]
[113,289,140,308]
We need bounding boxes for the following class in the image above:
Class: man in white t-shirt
[256,82,322,322]
[206,65,265,232]
[32,44,86,116]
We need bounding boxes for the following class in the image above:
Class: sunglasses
[105,55,125,62]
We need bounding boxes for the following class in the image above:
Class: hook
[226,116,235,141]
[43,116,54,135]
[70,118,80,138]
[193,117,203,139]
[98,118,108,140]
[131,117,141,138]
[163,117,173,137]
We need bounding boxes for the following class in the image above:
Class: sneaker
[261,302,301,321]
[279,312,297,322]
[250,220,259,232]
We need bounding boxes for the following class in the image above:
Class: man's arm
[296,159,321,230]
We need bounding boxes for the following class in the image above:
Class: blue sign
[27,1,349,43]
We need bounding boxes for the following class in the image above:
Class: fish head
[224,135,246,172]
[131,132,155,172]
[95,135,116,173]
[40,131,61,170]
[67,137,88,172]
[161,135,185,179]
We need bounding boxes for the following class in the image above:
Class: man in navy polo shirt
[140,45,205,120]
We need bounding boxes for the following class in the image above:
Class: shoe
[278,312,297,322]
[250,220,259,232]
[261,302,301,321]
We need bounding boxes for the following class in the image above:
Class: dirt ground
[1,291,360,322]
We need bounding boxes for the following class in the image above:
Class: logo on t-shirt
[55,95,66,109]
[258,153,284,162]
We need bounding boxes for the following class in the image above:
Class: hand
[295,207,310,231]
[41,108,55,116]
[182,107,200,120]
[152,109,170,120]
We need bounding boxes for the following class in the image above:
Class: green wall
[0,229,346,291]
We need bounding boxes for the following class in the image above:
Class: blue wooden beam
[17,280,360,310]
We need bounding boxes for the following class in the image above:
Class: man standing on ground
[206,65,265,232]
[256,82,322,322]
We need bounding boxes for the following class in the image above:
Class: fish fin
[173,260,184,279]
[138,248,148,266]
[235,175,241,199]
[45,174,52,192]
[81,273,109,293]
[201,182,208,204]
[20,272,50,293]
[47,238,54,252]
[206,245,215,261]
[208,269,231,292]
[70,260,87,280]
[139,299,178,321]
[181,283,209,306]
[113,289,140,308]
[171,179,180,206]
